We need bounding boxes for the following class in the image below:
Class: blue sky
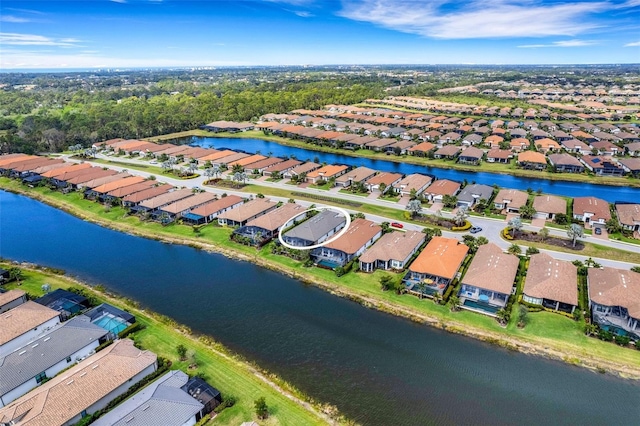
[1,0,639,69]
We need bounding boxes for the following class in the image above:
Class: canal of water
[183,136,640,203]
[1,190,639,425]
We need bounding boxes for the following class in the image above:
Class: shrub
[118,322,144,339]
[615,335,631,347]
[502,228,514,240]
[451,220,471,231]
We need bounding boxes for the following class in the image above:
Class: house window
[66,356,72,363]
[81,410,88,418]
[35,371,47,384]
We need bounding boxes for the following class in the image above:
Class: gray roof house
[0,315,108,408]
[456,184,493,209]
[93,370,219,426]
[282,209,347,247]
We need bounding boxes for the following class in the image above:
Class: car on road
[390,222,404,229]
[150,160,158,164]
[469,226,482,234]
[594,227,602,235]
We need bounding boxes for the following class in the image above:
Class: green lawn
[3,266,332,426]
[3,178,640,379]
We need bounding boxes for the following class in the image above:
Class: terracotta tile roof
[287,162,320,176]
[589,268,640,318]
[461,243,519,295]
[41,163,92,178]
[217,198,277,223]
[92,176,146,194]
[50,166,104,183]
[323,218,382,255]
[197,150,236,162]
[336,166,376,184]
[523,253,578,306]
[30,162,69,175]
[215,152,249,165]
[573,197,611,222]
[228,154,266,168]
[533,195,566,214]
[359,231,425,264]
[0,289,26,309]
[407,142,435,152]
[66,169,118,185]
[518,151,547,164]
[122,184,173,204]
[365,172,403,187]
[245,203,306,233]
[548,153,583,167]
[83,172,132,189]
[0,339,156,426]
[615,203,640,227]
[262,159,302,173]
[307,165,348,179]
[486,149,512,159]
[0,156,39,169]
[244,157,283,171]
[408,237,468,280]
[434,145,461,157]
[393,173,432,192]
[425,179,461,196]
[161,192,217,215]
[138,188,194,209]
[106,180,156,198]
[190,194,244,217]
[0,302,59,347]
[494,189,528,209]
[0,154,32,167]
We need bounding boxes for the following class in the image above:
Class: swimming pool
[92,314,129,335]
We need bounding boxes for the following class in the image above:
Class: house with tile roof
[93,370,220,426]
[523,253,578,313]
[0,315,108,408]
[0,339,157,426]
[404,237,469,297]
[572,197,611,226]
[588,267,640,340]
[486,149,512,164]
[458,243,519,316]
[283,209,347,247]
[392,173,433,197]
[217,198,278,227]
[182,195,245,225]
[359,231,425,273]
[0,290,27,315]
[364,172,403,193]
[615,203,640,232]
[310,218,382,269]
[305,165,348,184]
[517,151,547,170]
[580,155,624,177]
[423,179,461,203]
[494,189,529,213]
[457,147,484,165]
[233,203,307,245]
[532,195,567,221]
[0,302,61,356]
[548,153,585,173]
[335,166,377,188]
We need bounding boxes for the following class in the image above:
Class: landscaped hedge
[117,322,144,339]
[452,220,472,231]
[502,228,514,240]
[290,191,362,208]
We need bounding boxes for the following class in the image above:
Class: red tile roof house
[232,203,307,246]
[364,172,403,194]
[217,198,278,227]
[310,218,382,269]
[157,192,219,223]
[548,153,585,173]
[486,149,512,164]
[335,166,377,188]
[261,158,302,177]
[305,165,349,184]
[618,158,640,177]
[588,267,640,340]
[359,231,426,273]
[406,142,436,156]
[509,138,530,152]
[615,203,640,232]
[457,147,484,165]
[517,151,548,171]
[403,237,469,298]
[282,161,320,179]
[458,243,519,316]
[433,145,461,160]
[423,179,461,203]
[183,195,245,225]
[560,138,592,155]
[532,195,567,221]
[493,189,529,213]
[392,173,433,197]
[572,197,610,228]
[522,253,578,314]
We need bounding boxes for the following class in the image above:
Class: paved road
[63,154,639,270]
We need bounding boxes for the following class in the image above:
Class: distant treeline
[0,78,385,153]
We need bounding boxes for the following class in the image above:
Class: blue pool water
[463,299,501,314]
[92,314,128,334]
[317,259,341,269]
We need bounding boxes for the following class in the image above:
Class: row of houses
[0,286,221,425]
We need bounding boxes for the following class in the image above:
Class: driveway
[531,217,547,228]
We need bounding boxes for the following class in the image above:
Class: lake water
[184,136,640,203]
[2,190,639,425]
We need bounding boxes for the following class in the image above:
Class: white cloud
[518,39,599,48]
[625,40,640,46]
[294,10,314,17]
[338,0,612,39]
[0,33,83,47]
[110,0,127,3]
[0,15,31,23]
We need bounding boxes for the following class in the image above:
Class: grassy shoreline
[2,179,640,382]
[147,129,640,189]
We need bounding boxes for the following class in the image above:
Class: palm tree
[416,281,426,299]
[409,188,418,200]
[188,162,197,175]
[496,308,509,326]
[231,163,244,174]
[9,267,23,284]
[507,243,522,255]
[539,227,550,242]
[448,294,461,312]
